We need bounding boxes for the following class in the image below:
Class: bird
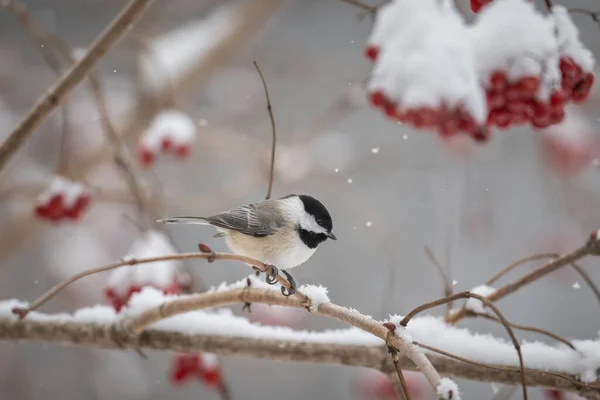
[157,194,336,296]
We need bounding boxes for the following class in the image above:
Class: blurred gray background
[1,0,600,399]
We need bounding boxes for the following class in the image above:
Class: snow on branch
[0,285,599,396]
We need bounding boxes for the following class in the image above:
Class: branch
[446,235,600,324]
[252,61,276,200]
[340,0,378,14]
[0,317,598,396]
[486,252,600,308]
[120,287,443,391]
[12,250,311,317]
[0,0,152,173]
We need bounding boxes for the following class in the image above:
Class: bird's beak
[326,232,337,240]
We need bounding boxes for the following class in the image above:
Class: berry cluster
[170,353,222,388]
[366,0,489,141]
[34,176,91,223]
[365,0,596,142]
[103,230,190,312]
[137,109,196,168]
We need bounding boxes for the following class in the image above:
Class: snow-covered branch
[1,292,599,398]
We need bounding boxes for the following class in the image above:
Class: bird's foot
[280,269,297,296]
[265,265,279,285]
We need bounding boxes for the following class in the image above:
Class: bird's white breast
[224,228,316,270]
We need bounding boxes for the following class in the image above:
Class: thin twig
[470,312,575,350]
[388,346,411,400]
[543,0,553,12]
[12,250,309,318]
[0,0,152,173]
[400,292,528,400]
[253,61,276,200]
[568,9,600,22]
[424,246,454,315]
[446,239,599,324]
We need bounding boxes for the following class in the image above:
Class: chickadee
[157,194,336,296]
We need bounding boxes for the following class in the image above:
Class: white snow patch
[465,285,496,314]
[139,109,196,152]
[552,5,595,73]
[437,377,461,400]
[300,284,330,312]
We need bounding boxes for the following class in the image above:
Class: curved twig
[11,249,308,317]
[400,292,528,400]
[253,61,276,200]
[470,312,575,350]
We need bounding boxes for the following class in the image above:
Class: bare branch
[470,312,575,350]
[13,250,310,318]
[253,61,277,200]
[340,0,378,14]
[446,238,599,324]
[0,0,152,172]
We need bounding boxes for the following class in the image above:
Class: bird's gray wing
[203,203,280,237]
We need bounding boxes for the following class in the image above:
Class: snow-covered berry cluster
[365,0,595,142]
[136,109,196,168]
[103,230,190,312]
[170,352,222,388]
[367,0,489,141]
[34,176,91,223]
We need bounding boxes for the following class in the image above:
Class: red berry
[571,73,595,104]
[560,57,577,76]
[486,92,505,109]
[175,145,191,158]
[161,137,173,151]
[550,90,567,109]
[470,0,483,13]
[199,369,221,388]
[137,144,154,168]
[162,281,181,295]
[490,71,507,92]
[369,90,386,108]
[364,45,379,62]
[45,194,65,221]
[517,76,540,96]
[549,108,565,125]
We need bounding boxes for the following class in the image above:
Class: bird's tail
[156,216,210,225]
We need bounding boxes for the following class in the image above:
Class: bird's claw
[265,265,279,285]
[280,269,297,296]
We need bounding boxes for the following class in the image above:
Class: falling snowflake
[452,280,458,286]
[371,147,380,154]
[366,221,373,227]
[573,282,581,289]
[347,178,353,184]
